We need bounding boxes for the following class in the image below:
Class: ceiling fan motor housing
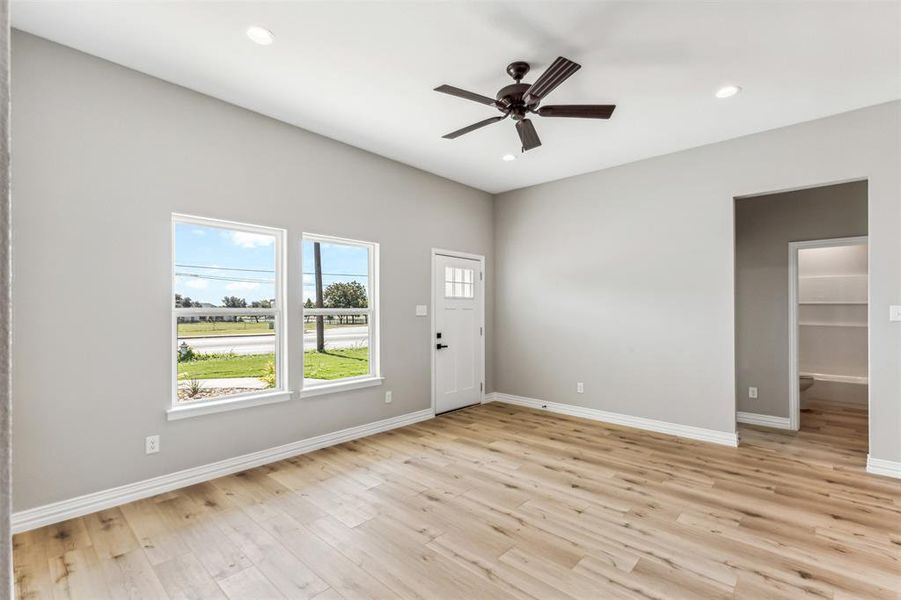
[496,82,533,120]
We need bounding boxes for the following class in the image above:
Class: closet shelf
[799,301,867,305]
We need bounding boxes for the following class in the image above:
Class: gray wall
[495,101,900,465]
[11,32,494,511]
[734,183,867,417]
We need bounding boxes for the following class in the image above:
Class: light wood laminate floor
[13,398,901,599]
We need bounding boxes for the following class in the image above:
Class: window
[302,234,379,393]
[445,266,475,298]
[172,214,285,406]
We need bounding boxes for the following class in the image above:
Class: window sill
[166,390,294,421]
[300,376,384,399]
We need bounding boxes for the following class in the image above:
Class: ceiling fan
[434,56,616,152]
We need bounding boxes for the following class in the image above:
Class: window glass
[173,217,282,404]
[176,314,276,402]
[302,237,376,386]
[174,222,276,307]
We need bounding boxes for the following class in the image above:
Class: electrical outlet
[748,386,758,399]
[576,382,584,394]
[145,435,160,455]
[385,391,392,404]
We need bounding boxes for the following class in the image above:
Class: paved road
[180,327,368,355]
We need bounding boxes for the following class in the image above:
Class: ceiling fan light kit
[435,56,616,153]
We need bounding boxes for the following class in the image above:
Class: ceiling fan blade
[516,119,541,152]
[523,56,581,104]
[434,84,497,107]
[442,116,506,139]
[537,104,616,119]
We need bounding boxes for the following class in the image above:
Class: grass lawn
[177,348,369,381]
[178,353,272,379]
[178,321,273,337]
[304,348,369,379]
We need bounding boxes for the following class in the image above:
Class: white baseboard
[12,408,434,534]
[490,392,738,447]
[800,372,868,385]
[736,411,793,430]
[482,391,498,404]
[867,455,901,479]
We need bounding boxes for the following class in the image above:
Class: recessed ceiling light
[502,154,516,162]
[246,26,274,46]
[715,85,741,99]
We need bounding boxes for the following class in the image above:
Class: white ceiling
[12,1,901,194]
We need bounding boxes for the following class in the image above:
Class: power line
[175,265,366,278]
[175,272,274,284]
[176,263,274,273]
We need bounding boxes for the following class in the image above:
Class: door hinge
[480,271,483,281]
[480,382,483,392]
[480,326,483,336]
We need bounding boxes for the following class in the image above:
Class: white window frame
[168,214,290,420]
[301,233,381,398]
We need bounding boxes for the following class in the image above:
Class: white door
[433,253,483,414]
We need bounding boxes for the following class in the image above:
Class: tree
[304,298,314,323]
[249,299,272,322]
[324,281,368,308]
[222,296,247,308]
[324,281,368,324]
[221,296,246,322]
[175,294,198,308]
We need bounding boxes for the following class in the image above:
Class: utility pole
[314,241,325,353]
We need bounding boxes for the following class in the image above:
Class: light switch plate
[415,305,428,316]
[890,305,901,322]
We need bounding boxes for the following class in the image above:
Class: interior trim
[486,393,739,447]
[866,455,901,480]
[11,408,433,533]
[166,389,294,421]
[800,372,868,385]
[736,411,793,429]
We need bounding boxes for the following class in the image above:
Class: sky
[173,222,369,306]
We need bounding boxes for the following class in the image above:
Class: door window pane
[445,266,475,298]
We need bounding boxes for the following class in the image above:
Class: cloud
[183,278,209,290]
[225,281,260,291]
[191,228,206,236]
[229,231,274,249]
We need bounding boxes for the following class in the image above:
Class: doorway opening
[790,237,868,441]
[734,180,868,459]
